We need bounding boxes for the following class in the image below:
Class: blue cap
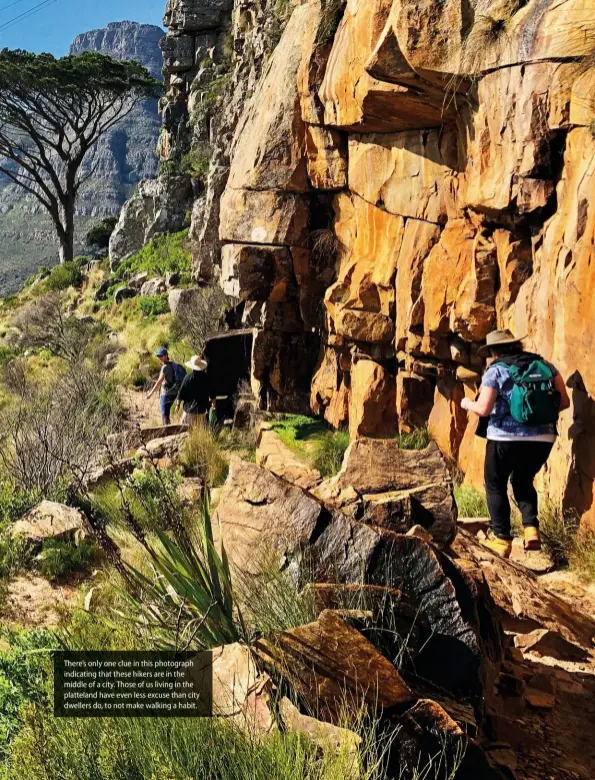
[156,348,168,358]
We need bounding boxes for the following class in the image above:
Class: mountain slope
[0,20,164,295]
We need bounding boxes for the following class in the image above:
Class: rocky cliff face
[0,21,163,294]
[161,0,595,527]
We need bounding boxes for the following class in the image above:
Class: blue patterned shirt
[481,361,558,442]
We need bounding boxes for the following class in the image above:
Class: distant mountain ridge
[0,20,164,295]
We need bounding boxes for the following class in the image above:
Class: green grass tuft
[454,485,489,518]
[270,414,349,477]
[396,427,432,451]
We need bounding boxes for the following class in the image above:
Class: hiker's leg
[510,442,554,529]
[160,396,171,426]
[485,441,515,539]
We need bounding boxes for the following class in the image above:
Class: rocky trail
[4,414,595,779]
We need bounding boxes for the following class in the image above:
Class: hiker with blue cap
[147,347,187,425]
[460,329,570,559]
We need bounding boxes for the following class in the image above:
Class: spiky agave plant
[116,491,244,651]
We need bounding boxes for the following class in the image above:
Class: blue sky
[0,0,165,56]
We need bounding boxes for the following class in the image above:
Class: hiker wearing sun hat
[460,329,570,559]
[175,355,212,426]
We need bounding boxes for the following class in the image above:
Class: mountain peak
[69,19,165,80]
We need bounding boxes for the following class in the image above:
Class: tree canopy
[0,49,161,263]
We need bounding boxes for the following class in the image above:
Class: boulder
[140,278,167,297]
[278,698,361,777]
[318,0,456,132]
[253,610,413,723]
[514,628,589,663]
[325,193,404,344]
[221,244,296,302]
[256,428,322,490]
[348,128,461,224]
[219,188,310,247]
[313,438,457,549]
[187,642,275,731]
[109,176,194,269]
[168,286,202,317]
[164,0,234,32]
[452,530,595,651]
[12,501,91,545]
[129,271,150,290]
[225,3,311,193]
[348,359,397,439]
[137,432,189,460]
[178,478,204,506]
[215,459,492,696]
[113,286,137,304]
[139,424,189,444]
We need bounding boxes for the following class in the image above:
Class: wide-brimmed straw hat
[185,355,208,372]
[478,329,526,357]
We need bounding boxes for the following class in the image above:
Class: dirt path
[121,387,166,428]
[2,575,80,629]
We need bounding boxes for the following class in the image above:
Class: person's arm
[461,386,498,417]
[147,368,165,399]
[555,373,571,411]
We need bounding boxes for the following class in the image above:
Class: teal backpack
[497,356,561,426]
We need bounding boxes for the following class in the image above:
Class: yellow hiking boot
[481,537,513,559]
[524,527,542,552]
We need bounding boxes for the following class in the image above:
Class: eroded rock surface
[153,0,595,532]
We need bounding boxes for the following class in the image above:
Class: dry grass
[181,421,229,487]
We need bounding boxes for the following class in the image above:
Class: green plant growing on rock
[316,0,346,46]
[396,427,432,451]
[270,414,349,477]
[181,148,212,180]
[139,293,170,321]
[110,229,191,286]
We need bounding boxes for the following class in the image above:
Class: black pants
[484,440,554,539]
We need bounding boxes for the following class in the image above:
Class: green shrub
[0,346,22,367]
[181,148,211,179]
[85,217,117,250]
[112,229,191,283]
[130,370,147,389]
[119,490,241,651]
[37,538,99,583]
[454,485,489,518]
[0,627,56,759]
[139,293,170,321]
[43,260,84,292]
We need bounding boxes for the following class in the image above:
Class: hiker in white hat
[175,355,212,426]
[460,329,570,559]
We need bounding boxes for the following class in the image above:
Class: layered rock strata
[157,0,595,526]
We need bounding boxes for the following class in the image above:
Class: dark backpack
[496,354,561,426]
[172,362,187,384]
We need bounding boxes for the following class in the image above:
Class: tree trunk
[58,200,75,264]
